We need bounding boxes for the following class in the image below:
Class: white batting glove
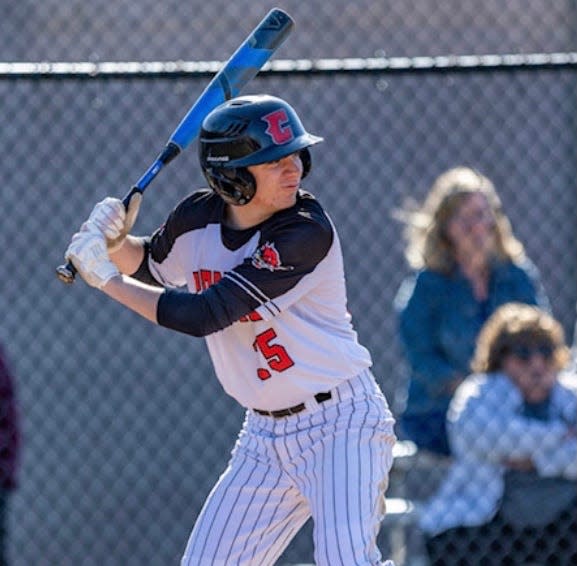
[87,193,142,251]
[65,223,120,289]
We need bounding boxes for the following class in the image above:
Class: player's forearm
[109,235,145,275]
[101,274,163,324]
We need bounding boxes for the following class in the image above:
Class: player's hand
[87,194,142,252]
[65,222,120,289]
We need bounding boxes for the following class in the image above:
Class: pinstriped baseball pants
[181,368,397,566]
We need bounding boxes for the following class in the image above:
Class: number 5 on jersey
[253,328,295,380]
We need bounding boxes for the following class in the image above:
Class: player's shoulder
[173,188,223,218]
[272,190,332,236]
[259,190,335,264]
[165,188,224,235]
[150,188,223,256]
[295,189,330,219]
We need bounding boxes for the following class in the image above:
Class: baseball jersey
[135,188,372,410]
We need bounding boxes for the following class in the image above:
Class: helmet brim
[223,133,323,168]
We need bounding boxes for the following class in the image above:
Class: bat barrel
[133,142,181,192]
[251,9,294,51]
[170,9,294,150]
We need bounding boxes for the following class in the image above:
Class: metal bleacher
[383,440,452,566]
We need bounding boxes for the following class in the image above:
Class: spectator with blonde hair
[420,302,577,565]
[394,166,549,455]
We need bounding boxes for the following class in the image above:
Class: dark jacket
[0,345,20,490]
[395,258,550,417]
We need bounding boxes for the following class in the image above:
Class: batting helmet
[199,94,323,205]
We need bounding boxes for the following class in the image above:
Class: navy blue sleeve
[130,238,164,287]
[156,199,333,337]
[157,277,260,337]
[230,210,334,300]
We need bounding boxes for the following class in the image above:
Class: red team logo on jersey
[251,242,293,272]
[261,109,294,144]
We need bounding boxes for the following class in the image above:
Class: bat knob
[56,261,77,284]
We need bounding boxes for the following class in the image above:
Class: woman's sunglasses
[508,343,555,362]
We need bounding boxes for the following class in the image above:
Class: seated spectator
[394,166,549,456]
[419,302,576,566]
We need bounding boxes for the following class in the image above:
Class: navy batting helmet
[199,94,323,205]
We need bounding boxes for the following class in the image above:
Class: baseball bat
[56,8,294,284]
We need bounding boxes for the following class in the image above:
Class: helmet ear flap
[300,147,312,179]
[205,167,256,206]
[234,168,257,204]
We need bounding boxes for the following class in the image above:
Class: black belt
[253,391,332,418]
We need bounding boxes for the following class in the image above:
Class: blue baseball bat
[57,8,294,284]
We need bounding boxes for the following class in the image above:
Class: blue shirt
[395,259,550,417]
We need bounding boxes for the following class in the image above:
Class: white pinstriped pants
[181,368,397,566]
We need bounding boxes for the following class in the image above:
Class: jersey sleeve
[156,199,334,337]
[134,190,221,288]
[130,238,163,287]
[224,205,334,320]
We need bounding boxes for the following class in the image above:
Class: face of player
[247,151,303,213]
[225,152,303,229]
[502,341,557,403]
[446,192,496,265]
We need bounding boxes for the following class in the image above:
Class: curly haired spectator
[420,303,576,565]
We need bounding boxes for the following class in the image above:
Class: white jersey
[138,188,372,410]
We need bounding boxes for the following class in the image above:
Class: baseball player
[65,94,396,566]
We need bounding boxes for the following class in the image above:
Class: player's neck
[224,203,273,230]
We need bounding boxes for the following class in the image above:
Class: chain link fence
[1,1,576,565]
